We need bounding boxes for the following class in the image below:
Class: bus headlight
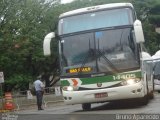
[67,86,73,91]
[127,79,135,85]
[121,78,141,86]
[62,86,79,91]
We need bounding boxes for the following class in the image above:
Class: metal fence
[0,86,63,111]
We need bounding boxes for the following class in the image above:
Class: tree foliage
[0,0,160,91]
[0,0,60,91]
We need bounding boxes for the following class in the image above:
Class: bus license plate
[95,92,108,98]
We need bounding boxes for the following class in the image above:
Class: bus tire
[149,76,154,99]
[158,91,160,93]
[82,103,91,111]
[149,91,154,99]
[139,95,148,106]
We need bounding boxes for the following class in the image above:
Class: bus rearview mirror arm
[43,32,55,56]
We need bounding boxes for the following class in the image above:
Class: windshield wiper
[96,49,119,73]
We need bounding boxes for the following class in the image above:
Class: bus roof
[59,3,133,18]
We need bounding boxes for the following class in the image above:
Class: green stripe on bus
[61,71,141,86]
[61,80,70,86]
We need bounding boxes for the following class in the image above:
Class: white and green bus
[43,3,154,110]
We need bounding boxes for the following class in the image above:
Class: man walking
[34,76,45,110]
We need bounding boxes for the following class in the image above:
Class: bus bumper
[62,83,145,105]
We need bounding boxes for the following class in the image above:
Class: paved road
[3,92,160,120]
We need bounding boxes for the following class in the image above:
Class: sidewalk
[0,94,64,112]
[16,94,63,110]
[15,100,65,114]
[0,100,64,115]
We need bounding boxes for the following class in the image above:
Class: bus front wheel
[138,95,148,106]
[82,103,91,111]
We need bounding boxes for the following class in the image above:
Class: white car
[152,50,160,93]
[154,79,160,93]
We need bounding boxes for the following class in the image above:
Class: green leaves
[0,0,60,90]
[5,74,32,91]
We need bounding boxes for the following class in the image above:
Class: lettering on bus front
[66,67,92,73]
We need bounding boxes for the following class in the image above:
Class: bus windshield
[60,27,140,76]
[59,8,133,35]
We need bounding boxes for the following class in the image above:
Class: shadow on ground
[74,99,146,112]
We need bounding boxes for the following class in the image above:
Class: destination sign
[66,67,92,73]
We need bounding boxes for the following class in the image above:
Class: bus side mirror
[43,32,55,56]
[134,20,145,43]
